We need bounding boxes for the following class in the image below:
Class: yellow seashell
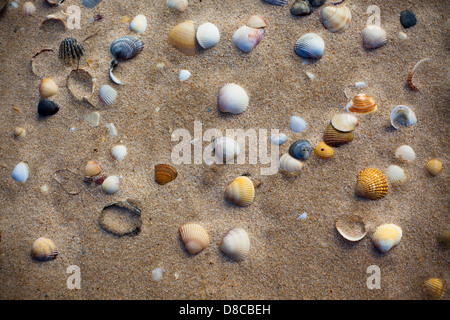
[324,123,354,146]
[83,160,102,177]
[39,78,58,98]
[423,278,446,300]
[346,93,377,114]
[426,159,442,176]
[314,142,334,158]
[179,223,210,254]
[154,164,178,185]
[225,176,255,207]
[372,223,402,253]
[355,168,388,200]
[31,237,58,261]
[168,20,197,56]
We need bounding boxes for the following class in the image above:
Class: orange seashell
[168,20,197,55]
[425,159,442,176]
[424,278,446,300]
[179,223,210,254]
[346,93,377,114]
[324,123,354,146]
[83,160,102,177]
[225,176,255,206]
[155,164,177,185]
[355,168,388,200]
[314,142,334,159]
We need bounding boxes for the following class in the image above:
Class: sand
[0,0,449,300]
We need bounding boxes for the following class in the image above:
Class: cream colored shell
[179,223,210,254]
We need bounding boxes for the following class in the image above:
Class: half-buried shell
[324,123,354,146]
[179,223,210,254]
[355,168,388,200]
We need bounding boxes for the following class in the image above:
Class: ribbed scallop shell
[331,113,358,132]
[321,5,351,33]
[233,26,265,53]
[294,33,325,60]
[154,164,178,185]
[263,0,288,6]
[168,20,197,56]
[314,142,334,158]
[59,37,85,65]
[394,145,415,162]
[111,145,127,161]
[324,123,354,146]
[335,214,367,242]
[110,36,144,61]
[31,237,58,261]
[130,14,147,34]
[424,278,446,300]
[362,25,387,49]
[278,153,304,172]
[386,165,407,185]
[165,0,188,12]
[426,159,442,176]
[225,176,255,207]
[99,85,117,106]
[217,83,249,114]
[246,15,267,29]
[213,136,240,162]
[390,105,417,129]
[196,22,220,49]
[179,223,210,254]
[82,0,102,8]
[355,168,388,200]
[372,223,402,253]
[84,160,102,177]
[220,228,250,261]
[346,93,377,113]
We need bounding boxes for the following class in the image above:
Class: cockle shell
[395,145,416,162]
[154,164,178,185]
[314,142,334,159]
[294,33,325,60]
[23,2,36,16]
[263,0,288,6]
[355,168,388,200]
[59,38,84,65]
[31,237,58,261]
[362,25,387,49]
[279,153,304,172]
[220,228,250,261]
[37,100,59,117]
[217,83,249,114]
[213,136,240,163]
[165,0,188,12]
[99,85,118,106]
[82,0,102,8]
[246,15,267,29]
[289,140,312,161]
[331,113,358,132]
[12,162,29,182]
[290,116,307,133]
[321,5,351,33]
[83,160,102,177]
[196,22,220,49]
[168,20,197,56]
[346,93,377,114]
[372,223,402,253]
[130,14,147,34]
[111,145,127,161]
[233,26,265,53]
[426,159,442,176]
[102,175,121,194]
[290,0,313,16]
[424,278,446,300]
[386,165,407,185]
[390,105,417,129]
[179,223,210,254]
[39,78,58,98]
[324,123,354,146]
[110,36,144,61]
[335,214,367,241]
[225,176,255,207]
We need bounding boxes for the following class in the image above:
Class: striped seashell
[165,0,188,12]
[324,123,354,146]
[425,159,442,176]
[83,160,102,177]
[233,26,265,53]
[130,14,147,34]
[168,20,197,55]
[263,0,288,6]
[59,37,85,65]
[110,36,144,61]
[111,145,127,161]
[279,153,304,172]
[331,113,358,132]
[335,214,367,242]
[390,105,417,129]
[294,33,325,60]
[346,93,377,113]
[82,0,102,8]
[99,85,117,106]
[355,168,388,200]
[372,223,402,253]
[31,237,58,261]
[12,162,29,182]
[362,25,387,49]
[321,5,351,33]
[314,142,334,159]
[217,83,249,114]
[154,164,178,185]
[179,223,210,254]
[386,165,407,185]
[220,228,250,261]
[196,22,220,49]
[225,176,255,207]
[423,278,446,300]
[394,145,415,162]
[246,15,267,29]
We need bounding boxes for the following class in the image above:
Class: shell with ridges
[279,153,304,172]
[99,85,118,106]
[346,93,377,113]
[154,164,178,185]
[220,228,250,261]
[386,165,407,185]
[426,159,442,176]
[38,99,59,116]
[130,14,147,34]
[355,168,388,200]
[294,33,325,60]
[31,237,58,261]
[324,123,354,146]
[111,145,127,161]
[233,26,265,53]
[390,105,417,129]
[263,0,288,6]
[362,25,387,49]
[246,15,267,28]
[372,223,402,253]
[110,36,144,61]
[331,113,358,132]
[424,278,446,300]
[168,20,197,56]
[196,22,220,49]
[59,37,84,65]
[213,136,240,163]
[225,176,255,207]
[165,0,188,12]
[217,83,249,114]
[179,223,210,254]
[321,5,351,33]
[395,145,415,162]
[314,142,334,158]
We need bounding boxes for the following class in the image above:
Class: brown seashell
[155,164,177,185]
[31,237,58,261]
[179,223,210,254]
[355,168,388,200]
[346,93,377,114]
[423,278,446,300]
[425,159,442,176]
[39,78,58,98]
[83,160,102,177]
[168,20,197,56]
[67,69,95,105]
[324,123,354,146]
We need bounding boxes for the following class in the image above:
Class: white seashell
[355,81,366,88]
[372,223,402,253]
[279,153,304,172]
[233,26,265,53]
[290,116,307,133]
[99,85,118,106]
[362,25,387,49]
[111,145,127,161]
[102,175,121,194]
[386,165,407,185]
[331,113,358,132]
[165,0,188,12]
[23,1,36,16]
[179,69,191,81]
[130,14,147,34]
[220,228,250,261]
[152,268,162,281]
[294,33,325,60]
[13,127,26,139]
[270,133,287,146]
[246,15,267,29]
[321,5,352,33]
[196,22,220,49]
[390,105,417,129]
[12,162,29,182]
[395,145,416,162]
[217,83,249,114]
[109,61,125,85]
[179,223,210,254]
[213,136,240,163]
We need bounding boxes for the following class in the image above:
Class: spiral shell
[213,136,240,163]
[220,228,250,261]
[372,223,402,253]
[225,176,255,207]
[196,22,220,49]
[59,38,85,65]
[233,26,265,53]
[426,159,442,176]
[324,123,354,146]
[165,0,188,12]
[346,93,377,114]
[294,33,325,60]
[130,14,147,34]
[390,105,417,129]
[424,278,446,300]
[84,160,102,177]
[355,168,388,200]
[394,145,416,162]
[168,20,197,56]
[31,237,58,261]
[12,162,29,182]
[217,83,249,114]
[154,164,178,185]
[110,36,144,61]
[320,5,351,33]
[331,113,358,132]
[314,142,334,159]
[279,153,304,172]
[386,165,407,185]
[362,25,387,49]
[99,85,118,106]
[179,223,210,254]
[39,78,58,99]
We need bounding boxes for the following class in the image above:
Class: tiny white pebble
[106,123,117,136]
[174,271,180,279]
[152,268,163,281]
[398,32,408,40]
[156,62,165,69]
[305,71,316,80]
[179,69,191,81]
[69,127,75,132]
[297,212,308,220]
[40,185,49,193]
[355,81,366,88]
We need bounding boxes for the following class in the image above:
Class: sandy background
[0,0,449,300]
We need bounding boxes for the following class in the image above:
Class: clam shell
[23,2,36,16]
[217,83,249,114]
[335,214,367,241]
[101,175,121,194]
[279,153,304,172]
[31,237,58,261]
[394,145,416,162]
[220,228,250,261]
[289,140,313,161]
[294,33,325,60]
[386,165,407,185]
[196,22,220,49]
[179,223,210,254]
[154,164,177,185]
[321,5,351,33]
[111,145,127,161]
[99,201,142,236]
[83,160,102,177]
[59,38,84,65]
[168,20,197,56]
[213,136,240,163]
[39,78,58,98]
[290,0,313,16]
[424,278,446,300]
[12,162,29,182]
[331,113,358,132]
[355,168,388,200]
[233,25,265,53]
[270,133,287,146]
[165,0,188,12]
[246,15,267,28]
[346,93,377,114]
[390,105,417,129]
[314,142,334,159]
[99,85,118,106]
[324,123,354,146]
[14,127,26,139]
[82,0,103,8]
[225,176,255,207]
[110,36,144,61]
[67,69,95,103]
[263,0,288,5]
[130,14,147,34]
[37,99,59,117]
[372,223,402,253]
[426,159,442,176]
[362,25,387,49]
[290,116,307,133]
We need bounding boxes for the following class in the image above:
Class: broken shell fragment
[12,162,29,182]
[130,14,147,34]
[246,15,267,28]
[31,237,58,261]
[314,142,334,159]
[110,36,144,61]
[335,214,367,241]
[390,105,417,129]
[196,22,220,49]
[395,145,416,162]
[225,176,255,207]
[165,0,188,12]
[294,33,325,60]
[109,60,125,85]
[99,85,118,106]
[83,160,102,177]
[111,145,127,161]
[179,223,210,254]
[279,153,304,172]
[59,37,85,65]
[220,228,250,261]
[217,83,249,114]
[386,165,407,185]
[423,278,446,300]
[362,25,387,49]
[331,113,358,132]
[39,78,58,98]
[213,136,240,163]
[324,123,354,146]
[154,164,178,185]
[320,5,351,33]
[41,14,67,32]
[67,69,95,103]
[101,175,121,194]
[346,93,377,114]
[372,223,402,253]
[355,168,388,200]
[233,26,265,53]
[99,201,142,236]
[408,58,431,91]
[425,159,442,176]
[168,20,197,56]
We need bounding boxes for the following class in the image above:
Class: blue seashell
[110,36,144,61]
[263,0,288,6]
[12,162,29,182]
[289,140,312,160]
[294,33,325,60]
[82,0,102,8]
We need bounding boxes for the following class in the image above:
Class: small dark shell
[82,0,102,8]
[309,0,325,7]
[400,10,417,28]
[110,36,144,61]
[38,99,59,116]
[289,140,313,161]
[290,0,313,16]
[58,37,85,65]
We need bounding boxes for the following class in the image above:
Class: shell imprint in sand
[67,69,94,103]
[99,201,142,236]
[335,214,367,241]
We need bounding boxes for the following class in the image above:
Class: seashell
[320,5,351,33]
[59,38,85,65]
[154,164,178,185]
[111,145,127,161]
[310,0,325,6]
[425,159,442,176]
[290,0,313,16]
[130,14,147,34]
[400,10,417,29]
[217,83,249,114]
[314,142,334,159]
[168,20,197,56]
[362,25,387,49]
[408,58,431,92]
[23,2,36,16]
[12,162,29,182]
[294,33,325,60]
[225,176,255,207]
[41,14,67,32]
[179,69,191,81]
[346,93,377,114]
[83,160,102,177]
[233,25,265,53]
[270,133,287,146]
[99,201,142,236]
[13,127,26,139]
[330,113,358,132]
[279,153,304,172]
[37,99,59,117]
[246,15,267,28]
[99,85,118,106]
[179,223,210,254]
[101,175,121,194]
[386,165,407,185]
[390,105,417,129]
[263,0,288,6]
[82,0,103,8]
[110,36,144,61]
[165,0,188,12]
[324,123,354,146]
[220,228,250,261]
[372,223,402,253]
[438,226,450,248]
[213,136,240,163]
[31,237,58,261]
[196,22,220,49]
[355,168,388,200]
[423,278,446,300]
[39,78,58,98]
[290,116,307,133]
[67,69,95,103]
[394,145,416,162]
[109,60,125,85]
[335,214,367,241]
[289,139,313,161]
